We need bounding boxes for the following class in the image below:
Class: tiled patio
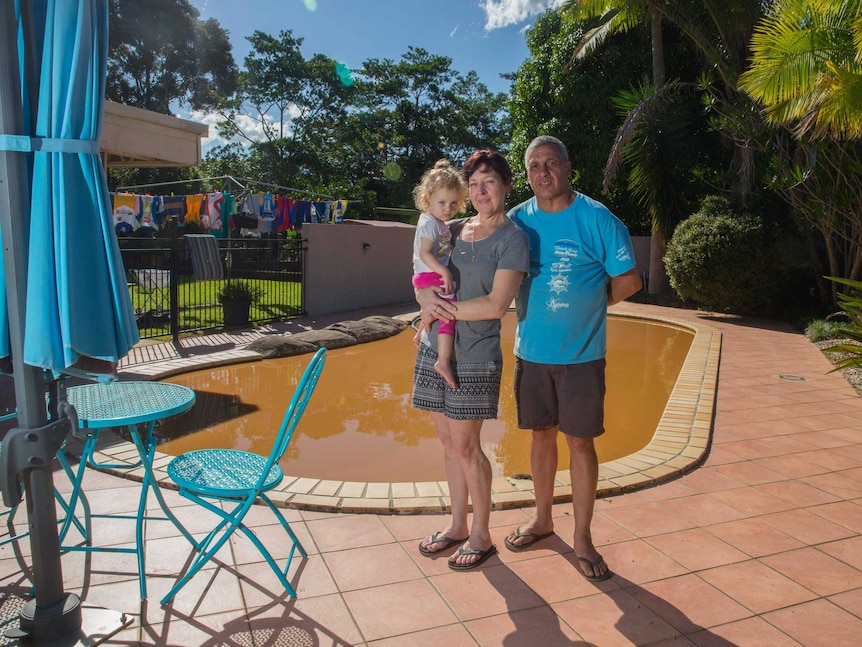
[3,301,862,646]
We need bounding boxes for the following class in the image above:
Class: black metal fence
[119,229,304,340]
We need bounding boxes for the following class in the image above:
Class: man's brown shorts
[513,357,606,438]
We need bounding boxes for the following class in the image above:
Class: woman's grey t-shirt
[423,218,529,363]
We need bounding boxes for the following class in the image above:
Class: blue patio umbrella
[0,0,138,641]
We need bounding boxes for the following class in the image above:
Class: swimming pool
[156,313,694,483]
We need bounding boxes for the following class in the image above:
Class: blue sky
[188,0,565,150]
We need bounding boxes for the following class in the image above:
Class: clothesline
[111,182,350,236]
[115,174,361,202]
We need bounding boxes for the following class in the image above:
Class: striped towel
[186,234,224,281]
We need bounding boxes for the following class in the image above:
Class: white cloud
[450,24,460,38]
[184,109,287,156]
[481,0,567,31]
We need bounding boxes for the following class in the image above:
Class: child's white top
[413,213,453,274]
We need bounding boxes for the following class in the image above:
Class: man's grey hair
[524,135,569,168]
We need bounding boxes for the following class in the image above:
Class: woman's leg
[445,417,494,566]
[419,412,470,553]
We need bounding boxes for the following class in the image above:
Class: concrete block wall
[303,221,416,316]
[304,224,654,316]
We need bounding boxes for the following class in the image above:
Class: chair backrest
[261,347,326,483]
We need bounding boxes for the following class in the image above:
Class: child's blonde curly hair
[412,159,468,214]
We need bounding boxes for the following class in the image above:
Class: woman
[412,149,529,570]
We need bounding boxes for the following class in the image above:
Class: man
[504,135,642,581]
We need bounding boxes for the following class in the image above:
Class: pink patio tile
[542,511,636,551]
[708,486,796,517]
[430,563,545,621]
[600,539,688,586]
[798,448,862,471]
[324,543,423,591]
[553,588,680,646]
[368,623,479,647]
[755,453,831,479]
[842,466,862,484]
[675,468,746,493]
[305,512,396,552]
[624,479,702,501]
[761,546,862,596]
[601,502,694,538]
[689,616,802,646]
[342,579,457,642]
[764,598,862,647]
[249,593,366,646]
[809,501,862,534]
[711,461,786,486]
[465,606,583,646]
[699,561,817,614]
[145,560,246,618]
[705,518,805,558]
[646,528,748,572]
[657,493,747,527]
[816,535,862,571]
[756,479,841,507]
[492,526,570,566]
[786,430,856,449]
[760,508,855,545]
[141,610,255,646]
[699,446,747,467]
[828,587,862,619]
[631,573,751,633]
[380,513,469,543]
[507,553,618,603]
[802,473,862,500]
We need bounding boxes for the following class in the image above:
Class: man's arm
[608,268,642,305]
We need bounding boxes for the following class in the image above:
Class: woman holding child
[412,150,529,570]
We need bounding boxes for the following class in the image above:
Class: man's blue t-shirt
[508,193,637,364]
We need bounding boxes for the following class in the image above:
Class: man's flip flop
[577,554,614,582]
[504,528,555,552]
[448,544,497,571]
[418,531,468,556]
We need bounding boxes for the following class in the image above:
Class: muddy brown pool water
[157,314,693,482]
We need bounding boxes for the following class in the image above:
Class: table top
[67,381,195,428]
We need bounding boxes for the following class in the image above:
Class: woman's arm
[442,268,524,321]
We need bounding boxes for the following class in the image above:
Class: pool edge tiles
[102,311,720,514]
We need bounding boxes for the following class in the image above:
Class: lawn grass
[130,277,302,339]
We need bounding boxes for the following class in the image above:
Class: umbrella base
[4,595,129,646]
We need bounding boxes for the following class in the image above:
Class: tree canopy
[107,0,238,114]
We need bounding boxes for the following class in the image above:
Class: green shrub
[216,280,264,304]
[663,196,782,314]
[823,277,862,371]
[804,318,852,342]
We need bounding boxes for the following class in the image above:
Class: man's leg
[567,434,609,578]
[505,426,557,547]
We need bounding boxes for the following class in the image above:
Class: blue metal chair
[160,347,326,605]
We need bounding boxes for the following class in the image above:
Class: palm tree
[563,1,768,294]
[562,1,672,293]
[739,0,862,296]
[739,0,862,139]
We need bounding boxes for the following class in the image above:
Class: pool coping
[82,311,720,514]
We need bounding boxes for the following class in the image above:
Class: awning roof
[100,100,209,168]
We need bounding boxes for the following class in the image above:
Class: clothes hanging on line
[111,190,349,237]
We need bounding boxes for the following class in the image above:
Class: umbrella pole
[0,0,83,640]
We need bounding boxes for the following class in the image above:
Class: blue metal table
[57,381,197,599]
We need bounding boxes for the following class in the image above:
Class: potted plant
[217,280,264,327]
